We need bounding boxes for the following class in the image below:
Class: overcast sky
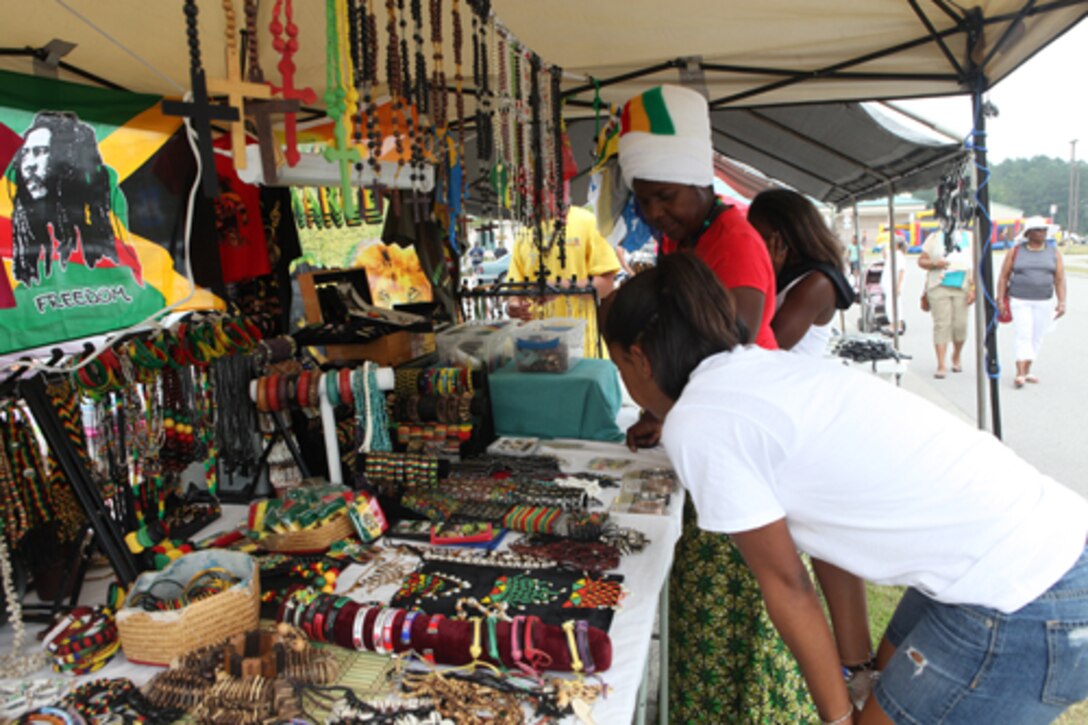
[895,19,1087,164]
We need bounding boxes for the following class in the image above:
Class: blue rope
[964,107,1002,381]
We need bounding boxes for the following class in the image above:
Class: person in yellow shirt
[507,206,621,357]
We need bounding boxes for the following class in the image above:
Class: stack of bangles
[41,607,119,676]
[275,589,611,672]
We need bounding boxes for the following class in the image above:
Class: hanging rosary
[429,0,448,134]
[207,0,273,170]
[162,0,240,197]
[244,0,301,184]
[270,0,318,167]
[325,0,362,218]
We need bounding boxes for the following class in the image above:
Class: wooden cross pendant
[247,96,300,184]
[207,44,271,170]
[162,68,240,198]
[407,190,432,224]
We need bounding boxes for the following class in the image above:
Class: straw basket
[116,550,260,666]
[259,510,355,553]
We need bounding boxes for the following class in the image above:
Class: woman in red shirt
[617,85,815,724]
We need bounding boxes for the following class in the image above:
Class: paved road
[857,250,1088,499]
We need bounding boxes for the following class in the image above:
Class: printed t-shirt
[510,206,621,355]
[661,346,1088,613]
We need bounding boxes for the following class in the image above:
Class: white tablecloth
[1,440,683,725]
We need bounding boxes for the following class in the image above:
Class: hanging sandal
[1014,375,1026,388]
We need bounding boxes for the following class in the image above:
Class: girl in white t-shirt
[605,253,1088,725]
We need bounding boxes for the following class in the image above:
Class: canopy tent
[2,0,1081,435]
[559,102,965,208]
[0,2,1080,117]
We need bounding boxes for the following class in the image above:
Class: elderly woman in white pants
[997,218,1067,388]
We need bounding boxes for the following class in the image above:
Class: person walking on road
[919,229,974,378]
[998,216,1067,388]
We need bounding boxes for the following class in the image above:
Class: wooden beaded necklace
[429,0,448,134]
[208,0,273,170]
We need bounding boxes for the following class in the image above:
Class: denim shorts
[874,544,1088,724]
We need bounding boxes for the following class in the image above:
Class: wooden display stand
[298,269,435,365]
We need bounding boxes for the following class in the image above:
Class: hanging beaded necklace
[358,0,383,193]
[244,0,300,185]
[384,0,408,200]
[470,1,494,166]
[0,528,48,678]
[549,64,568,268]
[492,29,512,214]
[429,0,448,134]
[325,0,362,219]
[407,0,431,218]
[207,0,273,170]
[161,0,239,198]
[451,0,466,173]
[0,416,29,544]
[270,0,318,167]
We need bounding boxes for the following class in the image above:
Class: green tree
[989,156,1088,233]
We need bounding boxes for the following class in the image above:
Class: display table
[0,440,682,725]
[488,359,625,442]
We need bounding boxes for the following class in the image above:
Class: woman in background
[997,217,1066,387]
[919,228,974,378]
[747,189,854,355]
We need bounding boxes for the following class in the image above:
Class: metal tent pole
[968,156,990,432]
[887,189,901,386]
[970,80,1003,438]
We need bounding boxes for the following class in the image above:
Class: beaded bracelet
[423,613,444,664]
[400,610,422,650]
[523,615,552,672]
[562,620,583,674]
[351,605,368,651]
[486,616,505,671]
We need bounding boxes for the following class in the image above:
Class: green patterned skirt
[668,502,816,724]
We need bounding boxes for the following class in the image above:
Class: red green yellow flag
[0,70,219,354]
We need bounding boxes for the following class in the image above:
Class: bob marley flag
[0,70,220,354]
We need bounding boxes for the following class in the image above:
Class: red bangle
[266,375,280,412]
[339,368,354,407]
[309,373,321,411]
[256,376,269,413]
[524,615,552,670]
[297,371,311,409]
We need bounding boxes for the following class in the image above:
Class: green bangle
[486,615,504,669]
[325,370,341,408]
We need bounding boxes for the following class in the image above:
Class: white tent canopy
[0,1,1082,112]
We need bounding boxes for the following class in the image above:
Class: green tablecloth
[488,358,624,442]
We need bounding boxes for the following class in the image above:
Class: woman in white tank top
[747,190,855,357]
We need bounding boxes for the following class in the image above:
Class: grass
[866,584,1088,723]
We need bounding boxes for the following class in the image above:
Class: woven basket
[116,550,260,666]
[259,511,355,553]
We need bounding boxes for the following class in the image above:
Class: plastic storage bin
[514,318,586,373]
[438,321,519,371]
